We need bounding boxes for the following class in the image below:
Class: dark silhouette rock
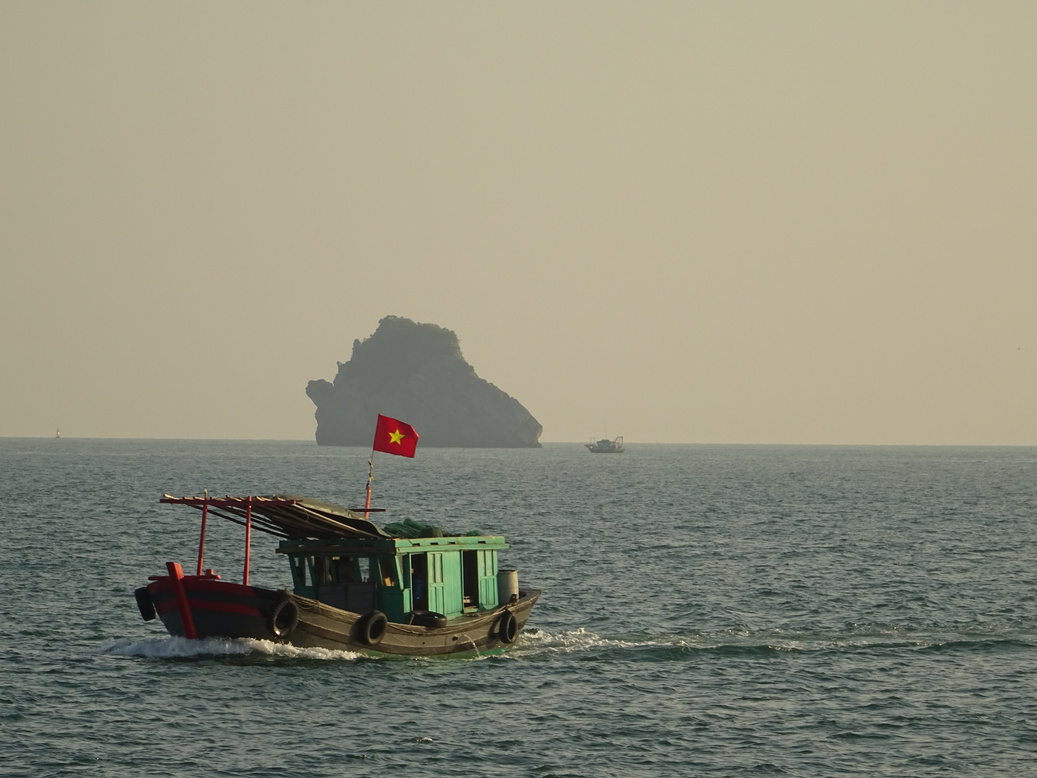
[307,316,542,448]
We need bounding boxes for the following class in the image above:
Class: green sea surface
[2,439,1036,776]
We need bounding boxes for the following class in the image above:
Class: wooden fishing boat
[135,494,540,657]
[585,436,623,453]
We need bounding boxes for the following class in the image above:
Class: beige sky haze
[2,2,1035,444]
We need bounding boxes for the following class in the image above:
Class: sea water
[2,439,1036,776]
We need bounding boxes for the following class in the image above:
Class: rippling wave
[3,440,1037,777]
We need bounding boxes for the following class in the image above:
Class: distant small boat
[586,436,623,454]
[55,428,61,439]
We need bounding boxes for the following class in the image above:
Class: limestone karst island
[306,316,543,448]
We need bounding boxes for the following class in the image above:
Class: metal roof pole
[196,489,209,576]
[243,496,252,586]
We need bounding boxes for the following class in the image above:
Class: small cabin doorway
[411,553,429,611]
[462,550,479,610]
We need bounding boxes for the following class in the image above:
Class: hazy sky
[2,2,1035,445]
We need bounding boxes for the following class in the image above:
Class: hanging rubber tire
[498,609,518,644]
[410,610,448,629]
[268,597,300,639]
[135,587,156,621]
[359,610,388,646]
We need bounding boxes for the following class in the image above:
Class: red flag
[372,414,419,458]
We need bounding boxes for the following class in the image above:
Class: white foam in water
[519,627,659,653]
[101,636,364,661]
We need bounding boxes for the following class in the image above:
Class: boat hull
[141,571,540,657]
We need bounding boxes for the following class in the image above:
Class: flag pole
[364,450,375,518]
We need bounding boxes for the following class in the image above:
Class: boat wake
[102,623,1034,664]
[514,625,1037,660]
[516,627,660,655]
[101,636,365,662]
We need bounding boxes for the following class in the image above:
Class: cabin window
[334,557,357,583]
[357,557,371,583]
[294,557,307,586]
[378,557,397,587]
[315,556,333,584]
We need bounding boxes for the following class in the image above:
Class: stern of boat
[136,562,283,641]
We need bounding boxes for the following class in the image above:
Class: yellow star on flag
[388,428,405,445]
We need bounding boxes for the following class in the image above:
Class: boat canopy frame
[159,493,504,592]
[160,493,392,586]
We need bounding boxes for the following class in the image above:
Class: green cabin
[276,533,510,623]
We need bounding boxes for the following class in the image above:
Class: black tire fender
[135,587,156,621]
[268,597,300,639]
[498,609,518,644]
[359,610,388,646]
[410,610,448,629]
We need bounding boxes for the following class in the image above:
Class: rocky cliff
[307,316,542,448]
